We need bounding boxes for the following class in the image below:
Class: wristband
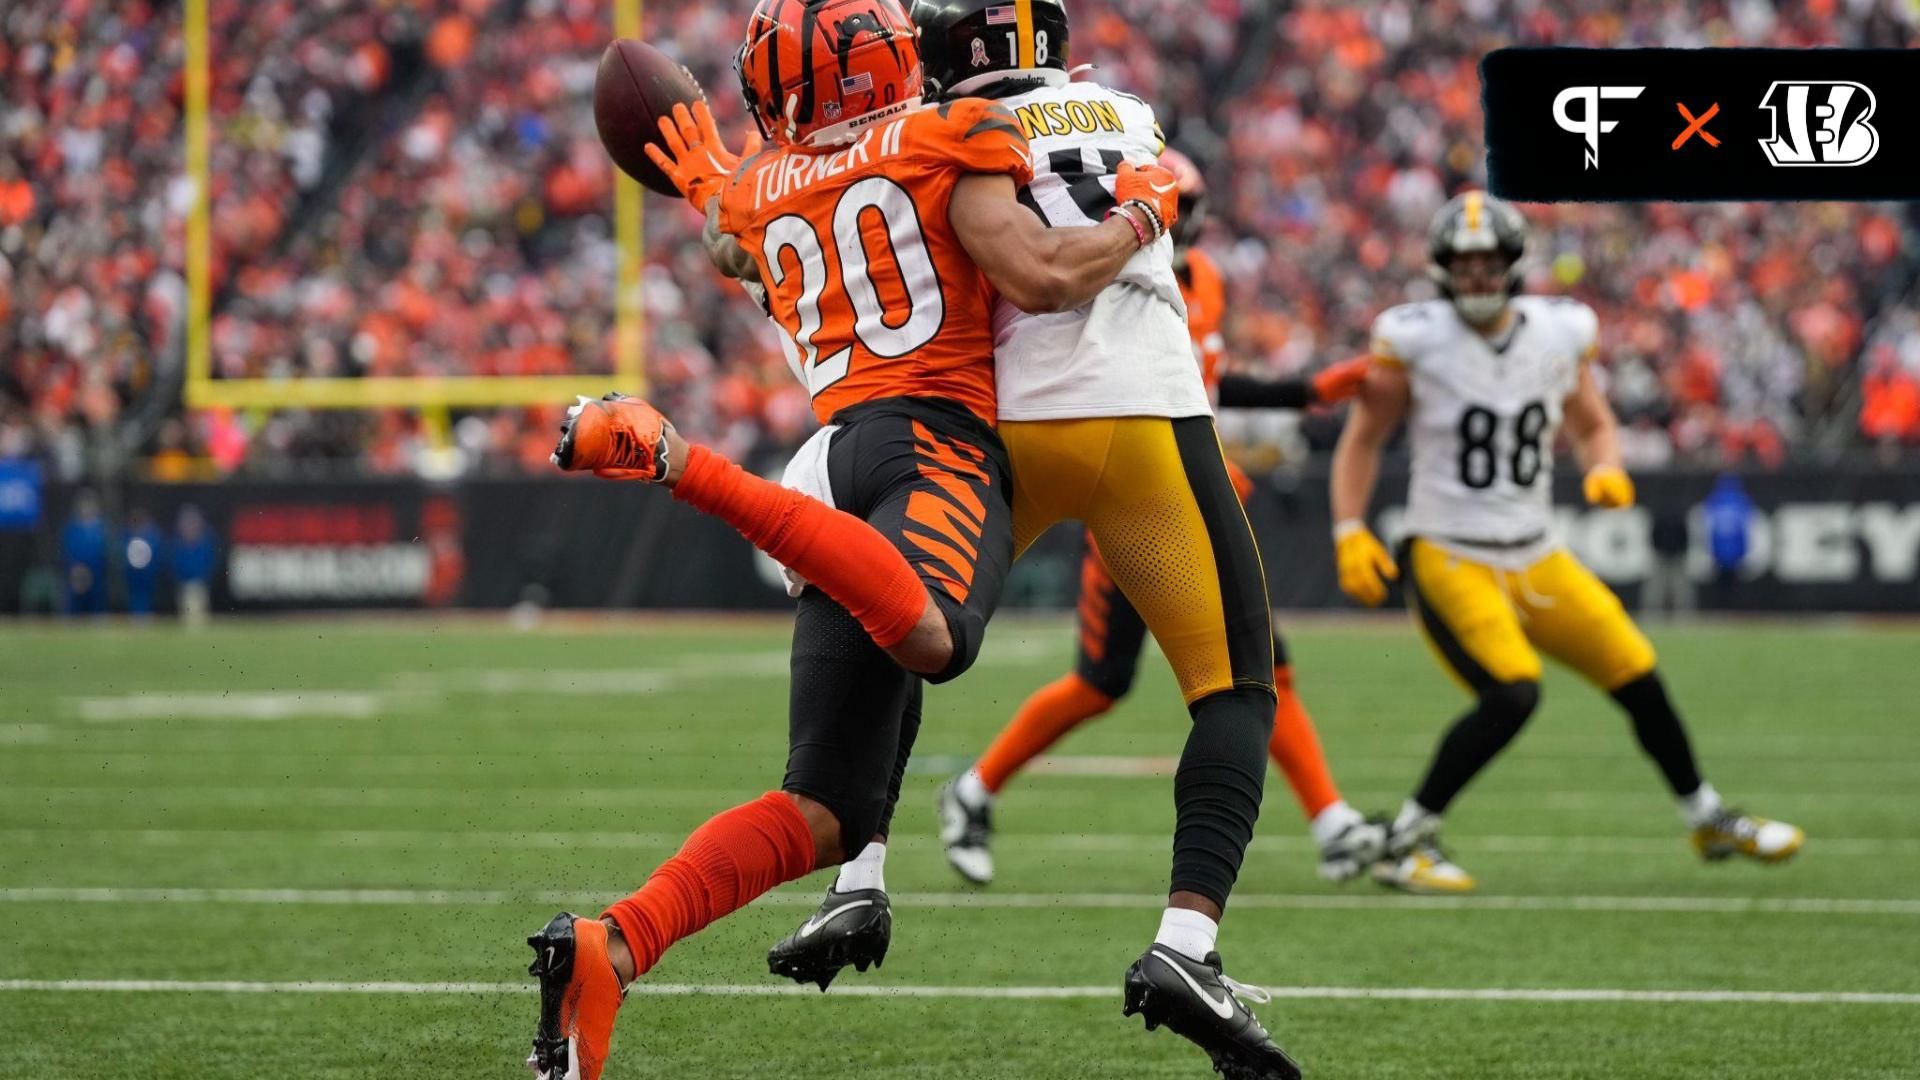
[1333,519,1369,542]
[1119,198,1165,241]
[1107,204,1152,248]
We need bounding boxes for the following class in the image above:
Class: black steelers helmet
[910,0,1071,100]
[1426,191,1529,324]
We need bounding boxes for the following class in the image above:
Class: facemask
[1453,293,1507,325]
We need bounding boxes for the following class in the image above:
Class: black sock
[1611,672,1704,797]
[1170,686,1275,909]
[1413,681,1541,814]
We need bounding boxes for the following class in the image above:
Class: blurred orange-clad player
[938,148,1388,887]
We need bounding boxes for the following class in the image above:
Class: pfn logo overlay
[1552,86,1644,170]
[1484,48,1917,200]
[1757,81,1878,167]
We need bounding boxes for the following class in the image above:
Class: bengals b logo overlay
[1758,81,1879,167]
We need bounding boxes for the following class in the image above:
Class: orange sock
[1267,665,1342,820]
[603,791,816,979]
[672,444,927,648]
[976,673,1114,793]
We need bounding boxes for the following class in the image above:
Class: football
[593,38,705,197]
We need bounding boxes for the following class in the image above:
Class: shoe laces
[1710,809,1760,841]
[960,801,992,844]
[1413,837,1455,866]
[1219,972,1273,1006]
[1325,816,1388,854]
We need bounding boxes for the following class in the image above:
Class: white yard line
[385,670,678,696]
[0,785,1867,810]
[0,786,768,807]
[57,653,794,725]
[2,887,1915,916]
[0,828,1906,858]
[0,979,1913,1005]
[58,644,1058,724]
[69,692,391,723]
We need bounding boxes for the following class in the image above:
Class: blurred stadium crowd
[4,0,1919,481]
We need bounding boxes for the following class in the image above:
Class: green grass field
[2,615,1917,1079]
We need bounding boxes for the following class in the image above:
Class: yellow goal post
[182,0,646,412]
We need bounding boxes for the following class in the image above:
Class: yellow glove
[1334,520,1399,607]
[1583,465,1636,509]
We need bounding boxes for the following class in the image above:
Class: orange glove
[553,394,675,483]
[1112,161,1181,243]
[1334,520,1399,608]
[642,100,762,211]
[1226,459,1256,503]
[1311,356,1372,406]
[1583,465,1636,509]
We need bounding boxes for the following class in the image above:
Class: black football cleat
[767,887,891,991]
[1123,947,1302,1080]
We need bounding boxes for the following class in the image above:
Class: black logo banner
[1483,48,1919,201]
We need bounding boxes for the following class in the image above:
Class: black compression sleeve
[1215,374,1315,410]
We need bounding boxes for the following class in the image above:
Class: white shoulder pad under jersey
[1378,296,1597,548]
[990,80,1209,422]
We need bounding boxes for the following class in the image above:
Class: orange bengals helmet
[737,0,925,147]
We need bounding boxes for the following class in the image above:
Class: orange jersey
[1178,247,1229,390]
[719,99,1033,427]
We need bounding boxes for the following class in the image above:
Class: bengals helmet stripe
[738,0,924,146]
[762,2,783,126]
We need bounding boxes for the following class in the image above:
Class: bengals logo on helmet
[737,0,925,147]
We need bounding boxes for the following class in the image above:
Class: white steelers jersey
[990,79,1212,422]
[1372,295,1599,557]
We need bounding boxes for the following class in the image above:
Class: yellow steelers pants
[1403,538,1657,694]
[1000,416,1273,704]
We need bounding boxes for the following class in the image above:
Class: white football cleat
[936,777,994,885]
[1316,815,1390,884]
[1372,841,1477,894]
[1375,813,1476,894]
[1693,809,1805,864]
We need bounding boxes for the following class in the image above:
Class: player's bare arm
[1563,361,1635,508]
[702,200,761,284]
[1330,361,1409,606]
[1331,361,1409,527]
[948,166,1178,314]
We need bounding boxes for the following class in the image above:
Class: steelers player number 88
[1457,400,1548,490]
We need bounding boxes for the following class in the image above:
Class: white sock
[833,841,887,893]
[1153,907,1220,962]
[1394,799,1438,837]
[1680,783,1724,829]
[954,767,991,809]
[1309,800,1363,846]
